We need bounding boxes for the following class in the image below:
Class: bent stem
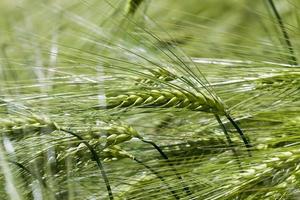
[225,114,252,157]
[9,160,48,189]
[60,128,114,200]
[140,139,192,197]
[133,158,180,200]
[267,0,298,65]
[214,115,242,169]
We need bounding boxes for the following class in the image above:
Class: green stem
[141,139,193,197]
[215,114,234,147]
[267,0,298,65]
[215,115,242,168]
[9,160,48,189]
[60,128,114,200]
[225,115,252,157]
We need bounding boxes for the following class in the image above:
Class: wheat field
[0,0,300,199]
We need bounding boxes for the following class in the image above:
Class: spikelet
[102,145,134,162]
[88,123,142,147]
[135,68,177,86]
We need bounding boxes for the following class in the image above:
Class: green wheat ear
[0,115,58,138]
[92,122,192,196]
[135,68,177,86]
[0,114,115,200]
[95,89,226,115]
[255,73,300,90]
[63,123,184,198]
[95,89,252,154]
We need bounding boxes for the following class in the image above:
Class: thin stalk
[141,139,193,197]
[226,115,252,157]
[133,158,180,200]
[60,128,114,200]
[215,114,234,147]
[267,0,298,65]
[214,115,242,169]
[9,160,48,189]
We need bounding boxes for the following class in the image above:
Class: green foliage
[0,0,300,199]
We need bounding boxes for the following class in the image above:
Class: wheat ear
[0,115,114,200]
[135,68,177,86]
[0,115,58,137]
[95,89,226,115]
[91,123,192,197]
[215,150,299,199]
[96,90,251,155]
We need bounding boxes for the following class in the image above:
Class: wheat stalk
[267,0,298,65]
[65,142,181,199]
[8,160,48,190]
[56,128,114,200]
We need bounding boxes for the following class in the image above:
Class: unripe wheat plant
[0,0,300,199]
